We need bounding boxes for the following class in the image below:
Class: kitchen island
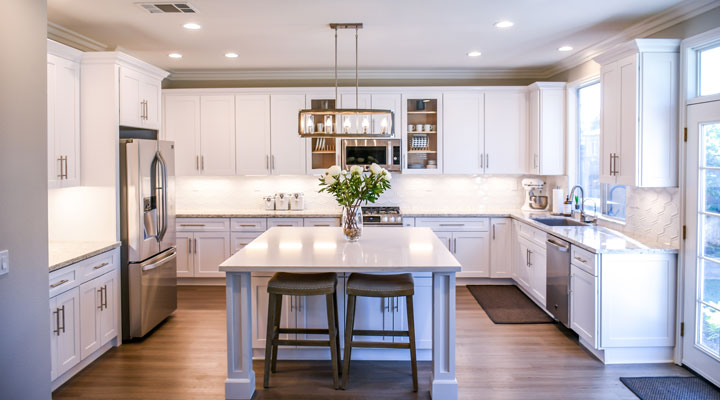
[219,226,461,400]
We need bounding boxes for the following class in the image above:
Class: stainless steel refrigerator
[120,138,177,340]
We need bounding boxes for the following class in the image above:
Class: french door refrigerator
[120,139,177,340]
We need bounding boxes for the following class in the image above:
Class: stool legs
[325,294,340,389]
[333,291,342,375]
[341,294,357,390]
[263,293,278,388]
[270,294,282,373]
[406,295,418,392]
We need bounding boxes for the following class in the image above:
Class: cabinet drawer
[415,217,489,232]
[571,245,597,276]
[49,267,78,298]
[231,232,264,253]
[303,218,340,227]
[516,221,546,247]
[77,250,118,283]
[231,218,267,232]
[177,218,230,232]
[267,218,303,228]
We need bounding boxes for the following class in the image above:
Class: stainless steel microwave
[341,139,401,172]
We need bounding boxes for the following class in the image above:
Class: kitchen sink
[531,217,588,227]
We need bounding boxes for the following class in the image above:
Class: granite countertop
[49,241,121,272]
[176,209,343,218]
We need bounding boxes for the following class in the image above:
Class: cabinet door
[570,265,597,347]
[340,92,371,108]
[371,94,402,138]
[434,231,453,251]
[97,271,118,346]
[200,95,236,175]
[538,89,565,175]
[394,277,432,349]
[616,54,638,186]
[55,288,81,377]
[193,232,230,278]
[484,91,527,174]
[140,77,161,130]
[270,94,306,175]
[49,297,58,381]
[516,240,532,290]
[529,244,547,307]
[528,89,540,174]
[296,281,345,342]
[119,67,143,128]
[600,61,619,184]
[47,58,58,187]
[79,280,101,359]
[490,218,512,278]
[251,277,292,349]
[442,93,483,174]
[164,96,201,176]
[175,232,194,278]
[54,55,80,186]
[236,95,271,175]
[453,231,490,277]
[351,294,394,343]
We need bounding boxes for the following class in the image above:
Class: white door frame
[677,26,720,367]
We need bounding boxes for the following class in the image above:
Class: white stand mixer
[521,178,549,211]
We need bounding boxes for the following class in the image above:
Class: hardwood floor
[53,286,690,399]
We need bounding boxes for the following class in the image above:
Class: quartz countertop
[49,241,121,272]
[220,227,461,273]
[177,208,342,218]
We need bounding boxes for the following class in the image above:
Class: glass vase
[342,206,363,242]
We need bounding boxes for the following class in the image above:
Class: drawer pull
[92,262,109,270]
[50,279,69,288]
[314,224,330,227]
[238,224,257,227]
[574,256,588,263]
[439,223,465,227]
[275,224,294,227]
[180,223,206,227]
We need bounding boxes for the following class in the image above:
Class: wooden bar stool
[342,273,418,391]
[263,272,341,389]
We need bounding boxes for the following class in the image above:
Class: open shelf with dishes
[308,98,339,171]
[405,97,439,171]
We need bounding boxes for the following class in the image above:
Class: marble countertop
[220,227,461,273]
[177,209,342,218]
[49,241,121,272]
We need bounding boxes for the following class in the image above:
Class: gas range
[361,206,403,226]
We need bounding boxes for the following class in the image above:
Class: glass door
[684,99,720,385]
[402,94,442,174]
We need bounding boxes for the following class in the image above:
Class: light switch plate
[0,250,8,277]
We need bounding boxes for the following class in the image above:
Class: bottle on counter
[563,196,572,216]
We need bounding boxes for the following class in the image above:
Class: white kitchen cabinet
[270,94,307,175]
[231,232,263,252]
[514,221,547,306]
[528,82,565,175]
[490,218,512,278]
[442,92,484,174]
[193,232,231,278]
[200,95,236,175]
[47,49,81,188]
[434,231,453,250]
[484,90,527,174]
[303,218,340,227]
[402,93,443,174]
[515,238,533,291]
[267,218,304,228]
[453,231,490,277]
[594,39,679,187]
[235,94,271,175]
[50,287,81,380]
[119,67,162,130]
[175,231,194,278]
[163,95,201,176]
[393,277,432,349]
[79,269,118,359]
[251,276,292,349]
[528,241,547,307]
[570,264,598,347]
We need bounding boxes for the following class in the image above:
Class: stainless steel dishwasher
[546,235,571,327]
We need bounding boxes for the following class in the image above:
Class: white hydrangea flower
[369,163,382,174]
[382,170,392,181]
[327,165,341,176]
[324,174,336,185]
[350,165,363,175]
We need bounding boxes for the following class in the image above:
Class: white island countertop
[220,227,461,273]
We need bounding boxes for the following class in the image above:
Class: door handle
[97,287,104,310]
[480,153,484,169]
[180,223,206,227]
[92,262,109,270]
[59,305,66,334]
[102,285,108,309]
[53,308,60,336]
[266,155,270,170]
[453,238,457,253]
[194,238,197,254]
[609,153,613,176]
[492,224,495,240]
[50,279,69,289]
[486,153,489,169]
[196,155,199,171]
[57,157,64,179]
[528,250,533,267]
[201,156,205,171]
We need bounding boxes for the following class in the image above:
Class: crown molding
[541,0,720,78]
[166,67,547,81]
[82,52,169,80]
[47,39,84,62]
[47,21,108,52]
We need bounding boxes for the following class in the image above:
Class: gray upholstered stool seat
[342,273,418,392]
[263,272,341,390]
[346,273,414,297]
[268,272,338,295]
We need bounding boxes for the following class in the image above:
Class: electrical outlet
[0,250,9,277]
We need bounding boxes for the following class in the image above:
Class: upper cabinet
[403,93,442,174]
[270,94,307,175]
[306,93,339,174]
[594,39,679,187]
[119,67,163,130]
[236,94,272,175]
[443,92,483,174]
[47,41,82,188]
[528,82,565,176]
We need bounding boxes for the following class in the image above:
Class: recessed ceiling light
[168,53,183,59]
[558,46,573,52]
[183,23,201,30]
[494,20,514,29]
[225,52,239,58]
[467,51,482,57]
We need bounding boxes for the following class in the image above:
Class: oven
[342,139,401,172]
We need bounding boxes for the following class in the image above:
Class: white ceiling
[48,0,687,76]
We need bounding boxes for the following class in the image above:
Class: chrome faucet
[569,185,596,224]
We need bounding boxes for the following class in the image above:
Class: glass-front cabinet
[305,94,339,174]
[402,93,442,173]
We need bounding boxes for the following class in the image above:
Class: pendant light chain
[334,26,338,105]
[355,26,359,108]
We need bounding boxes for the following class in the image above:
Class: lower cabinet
[79,270,117,359]
[528,242,547,307]
[513,221,547,307]
[490,218,512,278]
[176,230,231,278]
[570,264,598,347]
[50,287,81,381]
[416,218,491,278]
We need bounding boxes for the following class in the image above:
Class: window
[699,44,720,97]
[576,81,626,220]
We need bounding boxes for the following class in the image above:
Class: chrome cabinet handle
[453,238,457,254]
[57,157,64,179]
[574,256,588,263]
[196,155,199,171]
[102,285,108,310]
[528,250,533,267]
[50,279,69,289]
[201,156,204,171]
[59,305,66,334]
[194,238,197,254]
[97,287,104,310]
[180,223,206,227]
[480,153,484,169]
[486,153,489,169]
[238,224,256,227]
[53,308,60,336]
[187,237,191,255]
[383,297,389,312]
[266,155,270,170]
[492,224,496,240]
[526,249,530,266]
[275,224,294,227]
[92,262,109,270]
[315,224,330,227]
[609,153,613,176]
[613,153,619,175]
[439,223,464,227]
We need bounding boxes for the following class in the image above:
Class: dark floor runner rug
[466,285,553,324]
[620,377,720,400]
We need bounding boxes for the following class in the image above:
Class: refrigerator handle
[151,151,169,242]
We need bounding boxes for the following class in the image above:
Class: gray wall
[0,0,51,399]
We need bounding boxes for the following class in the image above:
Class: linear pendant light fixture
[298,23,394,138]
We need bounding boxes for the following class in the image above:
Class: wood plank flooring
[52,286,690,400]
